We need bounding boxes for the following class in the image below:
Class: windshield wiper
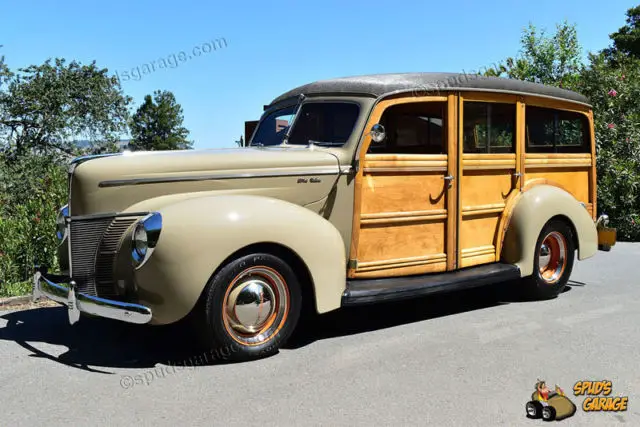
[281,94,305,145]
[307,140,343,147]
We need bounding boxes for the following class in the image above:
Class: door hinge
[348,259,358,269]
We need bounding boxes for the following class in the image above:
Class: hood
[70,146,342,216]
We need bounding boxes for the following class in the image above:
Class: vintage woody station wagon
[34,73,616,360]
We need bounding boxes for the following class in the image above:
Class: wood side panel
[522,95,591,114]
[457,94,464,267]
[517,98,525,191]
[458,94,518,266]
[462,92,518,103]
[460,170,514,208]
[589,110,597,219]
[360,172,447,214]
[525,168,590,204]
[446,93,458,270]
[351,96,454,278]
[357,221,446,264]
[460,214,501,251]
[351,261,448,278]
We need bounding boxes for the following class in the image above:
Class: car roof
[268,72,590,107]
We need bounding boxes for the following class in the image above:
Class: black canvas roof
[269,72,590,107]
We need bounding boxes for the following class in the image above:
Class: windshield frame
[250,99,363,148]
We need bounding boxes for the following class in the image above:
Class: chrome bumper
[32,271,152,325]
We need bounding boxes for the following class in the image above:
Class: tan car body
[57,85,606,325]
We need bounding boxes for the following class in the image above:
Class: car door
[458,93,520,267]
[348,95,458,279]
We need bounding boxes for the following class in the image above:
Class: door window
[463,102,516,153]
[367,102,447,154]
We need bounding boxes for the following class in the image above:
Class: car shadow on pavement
[0,306,205,374]
[0,281,580,371]
[286,281,575,350]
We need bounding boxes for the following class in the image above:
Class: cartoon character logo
[526,380,577,422]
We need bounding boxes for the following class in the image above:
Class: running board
[342,263,521,306]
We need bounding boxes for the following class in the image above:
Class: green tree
[0,58,131,156]
[577,52,640,240]
[129,90,192,151]
[483,22,582,89]
[608,5,640,59]
[483,13,640,240]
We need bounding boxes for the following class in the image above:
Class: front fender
[133,195,346,325]
[501,185,597,276]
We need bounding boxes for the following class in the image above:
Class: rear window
[526,106,591,153]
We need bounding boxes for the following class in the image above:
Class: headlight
[131,212,162,268]
[56,205,69,240]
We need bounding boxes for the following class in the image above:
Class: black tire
[541,405,556,422]
[521,219,575,300]
[526,401,542,419]
[196,253,302,361]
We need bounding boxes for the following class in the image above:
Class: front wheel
[521,219,575,300]
[197,253,302,361]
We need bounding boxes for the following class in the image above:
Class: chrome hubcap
[538,231,567,284]
[223,266,289,345]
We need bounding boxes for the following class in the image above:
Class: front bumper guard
[32,271,152,325]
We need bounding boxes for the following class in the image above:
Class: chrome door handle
[442,175,454,181]
[512,172,522,178]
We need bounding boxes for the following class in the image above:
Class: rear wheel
[197,253,302,361]
[521,219,575,300]
[541,405,556,421]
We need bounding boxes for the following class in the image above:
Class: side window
[367,102,447,154]
[526,106,590,153]
[463,102,516,153]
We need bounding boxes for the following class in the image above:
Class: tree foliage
[577,52,640,240]
[483,22,582,88]
[0,58,131,156]
[608,5,640,59]
[129,90,192,151]
[485,18,640,241]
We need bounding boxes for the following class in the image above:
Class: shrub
[0,152,67,296]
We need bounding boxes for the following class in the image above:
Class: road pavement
[1,243,639,426]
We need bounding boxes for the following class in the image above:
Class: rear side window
[526,106,591,153]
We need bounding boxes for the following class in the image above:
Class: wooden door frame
[457,92,521,266]
[347,94,458,278]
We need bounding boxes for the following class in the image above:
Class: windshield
[250,102,360,147]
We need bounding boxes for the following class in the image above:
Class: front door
[349,95,458,279]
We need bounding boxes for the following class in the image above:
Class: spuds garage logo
[573,380,629,412]
[525,379,628,422]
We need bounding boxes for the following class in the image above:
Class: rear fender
[500,185,597,276]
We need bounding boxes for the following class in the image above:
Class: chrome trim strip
[33,271,152,325]
[98,168,343,188]
[69,211,149,221]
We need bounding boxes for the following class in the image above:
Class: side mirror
[369,124,386,143]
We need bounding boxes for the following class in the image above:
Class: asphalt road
[1,244,639,426]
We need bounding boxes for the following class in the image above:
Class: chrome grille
[70,216,137,297]
[95,218,138,298]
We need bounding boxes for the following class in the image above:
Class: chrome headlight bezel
[56,204,69,241]
[131,212,162,269]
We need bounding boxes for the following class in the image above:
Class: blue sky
[2,0,633,149]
